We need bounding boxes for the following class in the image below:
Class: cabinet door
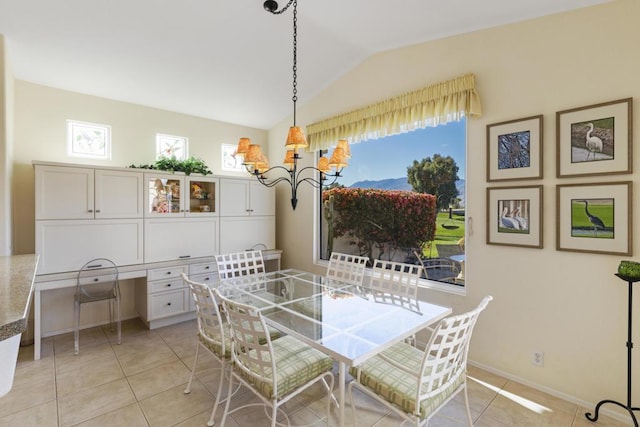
[219,216,275,254]
[35,165,94,219]
[219,178,250,216]
[145,218,219,263]
[35,219,144,274]
[249,181,275,216]
[144,173,184,217]
[185,176,219,216]
[95,169,144,218]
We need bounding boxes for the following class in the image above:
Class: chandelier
[234,0,349,210]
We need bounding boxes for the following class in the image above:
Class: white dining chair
[349,296,493,426]
[215,250,266,280]
[326,251,369,286]
[182,273,231,427]
[369,259,422,298]
[216,289,335,427]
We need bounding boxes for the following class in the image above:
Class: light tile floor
[0,318,630,426]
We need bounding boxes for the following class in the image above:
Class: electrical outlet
[532,351,544,367]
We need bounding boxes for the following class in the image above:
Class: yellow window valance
[306,73,482,151]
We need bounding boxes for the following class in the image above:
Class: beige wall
[270,0,640,417]
[12,82,268,255]
[0,35,13,256]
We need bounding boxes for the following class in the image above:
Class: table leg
[34,289,41,360]
[339,361,346,427]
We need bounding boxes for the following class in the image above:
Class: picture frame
[486,115,543,182]
[556,181,632,255]
[486,185,543,248]
[556,97,632,178]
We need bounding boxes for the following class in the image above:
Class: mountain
[349,178,466,204]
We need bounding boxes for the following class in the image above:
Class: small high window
[67,120,112,160]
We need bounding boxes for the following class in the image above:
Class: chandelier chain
[291,0,298,124]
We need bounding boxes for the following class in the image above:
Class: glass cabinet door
[187,177,218,215]
[147,175,183,216]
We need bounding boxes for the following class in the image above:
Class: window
[67,120,111,160]
[156,133,188,160]
[221,143,244,171]
[319,119,466,287]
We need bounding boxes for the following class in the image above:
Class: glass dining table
[214,269,452,427]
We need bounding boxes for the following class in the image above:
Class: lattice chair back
[326,252,369,286]
[217,292,277,393]
[419,296,493,401]
[370,259,421,299]
[216,250,266,280]
[181,273,227,358]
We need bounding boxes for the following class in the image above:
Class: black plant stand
[586,274,640,426]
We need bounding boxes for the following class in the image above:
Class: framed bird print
[486,115,543,182]
[556,97,632,178]
[486,185,543,248]
[556,181,632,255]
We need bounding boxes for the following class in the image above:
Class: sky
[338,119,466,187]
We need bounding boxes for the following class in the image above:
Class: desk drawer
[190,261,216,276]
[149,289,187,319]
[149,277,186,294]
[148,266,187,281]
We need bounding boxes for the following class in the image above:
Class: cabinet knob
[88,209,93,213]
[166,271,172,275]
[167,302,172,306]
[167,283,172,287]
[95,209,101,213]
[205,266,210,270]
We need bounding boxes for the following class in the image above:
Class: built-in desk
[32,250,283,360]
[0,254,38,397]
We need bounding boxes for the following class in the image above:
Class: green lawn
[420,210,465,258]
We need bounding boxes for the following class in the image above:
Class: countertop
[0,254,39,341]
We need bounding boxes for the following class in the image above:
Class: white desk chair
[369,259,421,298]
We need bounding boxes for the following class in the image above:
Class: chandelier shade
[232,0,349,210]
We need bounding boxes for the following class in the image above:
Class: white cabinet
[144,172,219,217]
[219,216,275,254]
[219,178,275,216]
[135,265,193,329]
[144,217,219,263]
[35,165,143,220]
[186,261,218,311]
[35,219,144,274]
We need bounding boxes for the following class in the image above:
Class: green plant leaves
[129,156,212,175]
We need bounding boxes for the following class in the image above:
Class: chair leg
[115,296,121,345]
[184,343,200,394]
[463,383,473,426]
[207,359,226,426]
[325,373,335,426]
[220,368,234,427]
[270,402,278,427]
[74,299,80,355]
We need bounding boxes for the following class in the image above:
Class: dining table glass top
[216,269,451,365]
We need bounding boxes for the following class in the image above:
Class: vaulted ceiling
[0,0,611,129]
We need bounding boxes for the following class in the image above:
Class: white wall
[271,0,640,417]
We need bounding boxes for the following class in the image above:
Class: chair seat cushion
[349,341,464,419]
[241,335,333,400]
[200,323,282,359]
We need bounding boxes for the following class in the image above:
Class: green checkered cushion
[239,335,333,400]
[200,323,281,359]
[199,323,232,358]
[349,341,465,419]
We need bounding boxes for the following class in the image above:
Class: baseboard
[468,360,632,425]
